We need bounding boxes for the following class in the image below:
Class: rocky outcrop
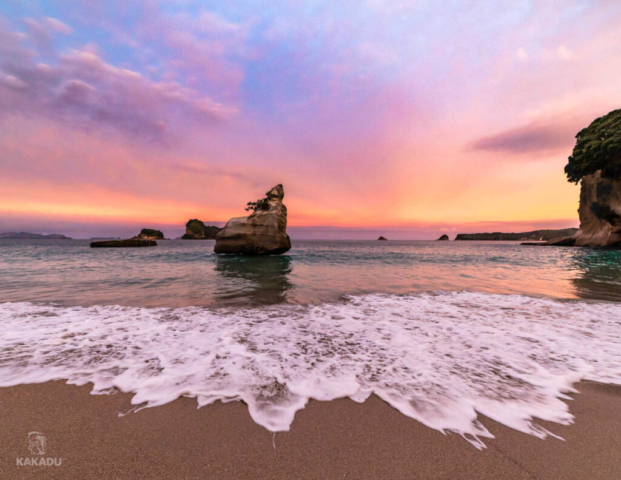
[573,171,621,247]
[132,229,164,240]
[91,239,157,248]
[214,184,292,255]
[437,234,449,241]
[182,220,222,239]
[378,236,388,241]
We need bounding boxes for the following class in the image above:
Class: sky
[1,0,621,239]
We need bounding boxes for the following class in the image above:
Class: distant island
[378,236,388,241]
[132,229,165,240]
[437,234,449,241]
[89,237,121,240]
[455,228,578,241]
[182,220,222,240]
[0,232,72,239]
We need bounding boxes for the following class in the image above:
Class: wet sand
[1,381,620,479]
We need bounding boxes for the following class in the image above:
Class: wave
[1,292,621,448]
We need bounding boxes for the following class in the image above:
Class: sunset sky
[1,0,621,239]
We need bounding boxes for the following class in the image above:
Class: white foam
[1,292,621,448]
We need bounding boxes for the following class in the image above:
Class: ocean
[1,239,621,447]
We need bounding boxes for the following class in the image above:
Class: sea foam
[1,292,621,448]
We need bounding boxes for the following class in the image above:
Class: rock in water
[437,234,449,241]
[574,171,621,247]
[378,236,388,241]
[214,184,292,255]
[91,239,157,248]
[182,220,222,239]
[132,228,164,240]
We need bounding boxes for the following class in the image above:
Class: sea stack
[437,234,449,241]
[214,184,291,255]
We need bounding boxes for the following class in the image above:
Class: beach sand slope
[0,381,620,479]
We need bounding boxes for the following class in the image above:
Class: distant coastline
[454,228,578,241]
[0,232,72,240]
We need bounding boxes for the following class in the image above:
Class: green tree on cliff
[565,108,621,183]
[245,197,270,212]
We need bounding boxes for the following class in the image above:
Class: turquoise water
[1,239,620,307]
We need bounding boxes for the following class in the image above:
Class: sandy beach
[0,381,619,479]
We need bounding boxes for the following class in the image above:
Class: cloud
[0,70,27,90]
[0,20,237,141]
[469,116,584,156]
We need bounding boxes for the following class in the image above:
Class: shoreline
[1,381,621,479]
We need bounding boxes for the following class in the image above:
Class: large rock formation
[437,234,449,241]
[214,184,292,255]
[573,171,621,247]
[182,220,222,239]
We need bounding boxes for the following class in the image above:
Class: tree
[245,196,270,212]
[565,109,621,183]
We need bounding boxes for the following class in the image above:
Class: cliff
[573,171,621,247]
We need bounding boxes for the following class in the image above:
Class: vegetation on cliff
[565,109,621,183]
[245,197,270,212]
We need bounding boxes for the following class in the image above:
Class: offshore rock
[437,234,449,241]
[214,184,291,255]
[91,239,157,248]
[132,229,164,240]
[182,220,222,239]
[378,236,388,241]
[573,171,621,247]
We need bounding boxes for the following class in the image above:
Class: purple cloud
[469,117,581,155]
[0,19,237,141]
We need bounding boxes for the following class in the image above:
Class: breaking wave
[1,292,621,448]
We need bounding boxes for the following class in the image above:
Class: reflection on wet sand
[571,249,621,301]
[213,255,294,306]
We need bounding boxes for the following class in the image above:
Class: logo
[16,432,62,467]
[28,432,46,455]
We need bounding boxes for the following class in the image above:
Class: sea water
[1,239,621,447]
